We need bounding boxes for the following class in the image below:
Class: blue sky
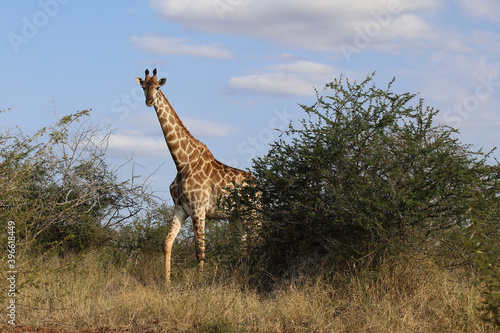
[1,0,499,202]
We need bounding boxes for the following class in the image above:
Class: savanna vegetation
[1,75,499,332]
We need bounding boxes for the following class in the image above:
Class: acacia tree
[233,74,499,278]
[0,109,151,254]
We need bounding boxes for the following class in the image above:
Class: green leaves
[0,109,149,254]
[236,74,498,280]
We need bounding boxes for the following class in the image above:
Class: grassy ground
[1,252,497,332]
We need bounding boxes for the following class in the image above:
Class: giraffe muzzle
[146,100,154,107]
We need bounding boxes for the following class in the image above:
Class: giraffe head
[136,68,167,107]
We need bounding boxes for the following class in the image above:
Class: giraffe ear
[158,78,167,86]
[136,77,144,86]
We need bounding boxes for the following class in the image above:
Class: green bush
[233,74,499,280]
[117,202,174,255]
[0,110,150,254]
[461,169,500,326]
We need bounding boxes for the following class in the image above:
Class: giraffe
[136,69,253,284]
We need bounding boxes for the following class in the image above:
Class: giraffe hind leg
[192,213,206,274]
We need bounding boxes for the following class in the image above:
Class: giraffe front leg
[192,213,206,274]
[164,207,185,285]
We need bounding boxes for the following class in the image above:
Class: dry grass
[1,252,497,332]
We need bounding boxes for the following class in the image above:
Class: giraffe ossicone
[136,68,254,285]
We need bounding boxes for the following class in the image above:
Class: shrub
[461,168,500,326]
[0,109,151,254]
[232,74,499,280]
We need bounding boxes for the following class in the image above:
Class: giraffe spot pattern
[138,69,256,284]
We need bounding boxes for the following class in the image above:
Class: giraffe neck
[153,89,209,173]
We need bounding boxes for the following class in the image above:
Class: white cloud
[106,132,168,158]
[230,73,316,96]
[385,14,434,40]
[105,115,238,158]
[269,61,335,74]
[149,0,442,53]
[130,35,233,59]
[458,0,500,21]
[183,118,238,137]
[229,61,337,96]
[402,51,500,134]
[470,30,500,55]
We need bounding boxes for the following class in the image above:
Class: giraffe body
[137,69,251,284]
